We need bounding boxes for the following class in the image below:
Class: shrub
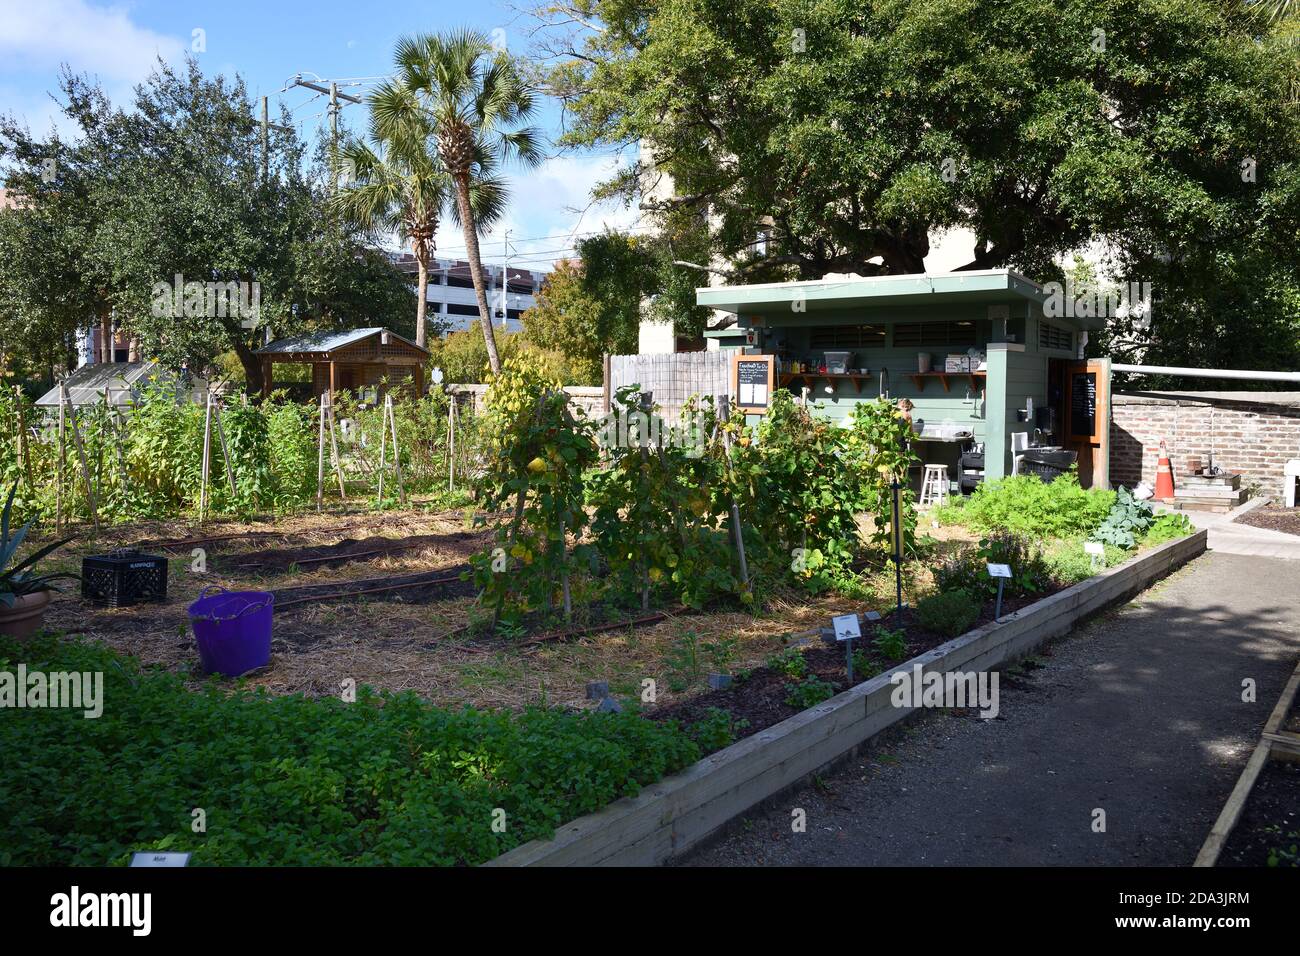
[916,588,982,637]
[685,707,748,752]
[0,635,700,866]
[935,533,1049,598]
[955,472,1115,538]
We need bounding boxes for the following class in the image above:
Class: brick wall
[1110,391,1300,495]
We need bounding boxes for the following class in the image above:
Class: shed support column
[329,360,337,402]
[985,346,1011,481]
[261,358,272,401]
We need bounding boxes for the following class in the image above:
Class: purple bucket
[186,586,274,677]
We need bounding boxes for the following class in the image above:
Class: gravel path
[679,551,1300,866]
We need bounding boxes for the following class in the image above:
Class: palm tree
[379,30,542,376]
[329,98,449,349]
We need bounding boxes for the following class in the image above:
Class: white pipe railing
[1111,363,1300,384]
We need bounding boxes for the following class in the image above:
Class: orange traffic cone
[1154,440,1176,502]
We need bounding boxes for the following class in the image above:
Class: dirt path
[679,551,1300,866]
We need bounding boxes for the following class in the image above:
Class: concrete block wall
[1110,391,1300,495]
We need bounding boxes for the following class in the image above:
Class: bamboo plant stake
[199,393,213,523]
[386,395,405,505]
[62,386,99,530]
[637,393,653,611]
[377,398,388,507]
[15,387,34,491]
[55,387,66,533]
[326,393,347,501]
[315,392,327,512]
[212,397,237,498]
[447,397,456,493]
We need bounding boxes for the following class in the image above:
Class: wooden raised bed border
[486,529,1207,867]
[1194,655,1300,867]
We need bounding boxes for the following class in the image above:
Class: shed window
[1039,322,1073,352]
[808,324,887,349]
[892,320,983,348]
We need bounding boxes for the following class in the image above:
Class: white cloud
[0,0,185,82]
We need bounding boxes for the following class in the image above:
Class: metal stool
[919,464,949,508]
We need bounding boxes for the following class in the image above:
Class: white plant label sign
[832,613,861,641]
[986,563,1013,579]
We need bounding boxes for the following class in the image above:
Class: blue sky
[0,0,641,271]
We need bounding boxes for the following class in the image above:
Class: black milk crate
[81,550,169,607]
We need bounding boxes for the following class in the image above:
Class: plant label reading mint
[129,852,190,867]
[987,563,1012,578]
[832,614,861,641]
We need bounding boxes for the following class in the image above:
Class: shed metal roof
[255,327,428,356]
[34,361,190,407]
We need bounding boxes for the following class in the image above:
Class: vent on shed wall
[892,321,983,348]
[1039,322,1073,352]
[808,325,887,349]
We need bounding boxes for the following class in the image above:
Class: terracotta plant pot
[0,590,52,641]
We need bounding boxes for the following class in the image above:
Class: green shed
[696,269,1111,492]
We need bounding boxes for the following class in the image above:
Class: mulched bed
[222,531,490,574]
[270,565,476,611]
[1218,759,1300,867]
[1235,504,1300,538]
[649,589,1056,738]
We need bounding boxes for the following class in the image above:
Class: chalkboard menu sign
[1070,371,1097,438]
[732,354,774,413]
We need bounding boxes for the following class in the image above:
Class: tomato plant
[470,357,599,626]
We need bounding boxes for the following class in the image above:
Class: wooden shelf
[778,371,873,394]
[907,370,987,393]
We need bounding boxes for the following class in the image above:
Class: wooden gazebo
[255,327,429,401]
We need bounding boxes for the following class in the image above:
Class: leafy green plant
[784,676,838,709]
[664,629,735,692]
[1143,511,1193,546]
[470,357,599,623]
[0,633,702,866]
[684,707,749,752]
[1091,486,1155,549]
[766,646,808,679]
[0,483,75,607]
[916,588,981,637]
[871,624,908,662]
[951,471,1115,539]
[850,647,880,680]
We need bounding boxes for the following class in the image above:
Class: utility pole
[499,229,511,329]
[260,96,269,182]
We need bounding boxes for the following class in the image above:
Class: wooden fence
[608,352,731,421]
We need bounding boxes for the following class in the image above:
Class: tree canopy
[0,59,416,390]
[539,0,1300,372]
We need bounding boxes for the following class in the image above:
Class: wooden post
[63,389,99,530]
[326,392,347,501]
[377,398,388,507]
[55,386,67,533]
[199,394,213,522]
[14,387,34,491]
[717,395,750,589]
[602,353,611,415]
[559,516,572,622]
[212,398,237,498]
[447,396,456,493]
[387,395,405,504]
[316,392,327,512]
[261,357,273,401]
